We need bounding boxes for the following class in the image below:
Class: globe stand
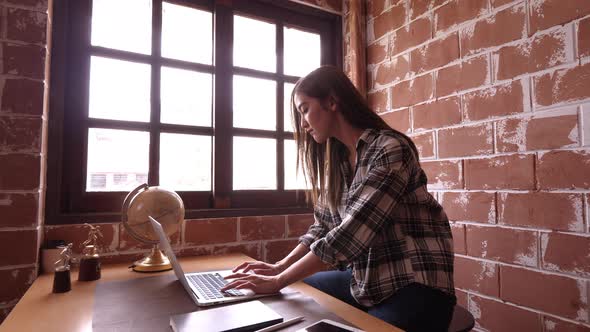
[132,245,172,272]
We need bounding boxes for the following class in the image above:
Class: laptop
[149,216,275,306]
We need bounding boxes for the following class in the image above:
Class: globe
[122,184,185,272]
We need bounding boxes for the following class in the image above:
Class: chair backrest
[448,304,475,332]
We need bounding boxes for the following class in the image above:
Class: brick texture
[438,123,493,158]
[185,218,237,245]
[450,223,466,254]
[498,192,585,232]
[412,96,461,130]
[2,43,46,79]
[580,17,590,58]
[391,74,433,108]
[382,108,410,133]
[529,0,590,34]
[367,37,387,65]
[466,225,538,267]
[494,28,573,81]
[265,239,299,263]
[0,154,40,190]
[541,232,590,276]
[462,80,528,121]
[7,8,47,44]
[391,17,431,56]
[45,223,118,254]
[434,0,488,33]
[454,256,499,296]
[366,0,590,329]
[240,216,286,241]
[465,154,535,190]
[0,193,38,228]
[436,54,489,97]
[411,131,434,158]
[0,230,38,265]
[0,117,43,153]
[410,33,460,74]
[0,267,36,305]
[501,265,588,321]
[537,150,590,190]
[440,191,496,223]
[286,214,313,237]
[534,62,590,107]
[470,294,542,331]
[496,112,579,152]
[368,89,388,114]
[422,160,463,189]
[372,54,410,88]
[409,0,446,20]
[460,3,526,56]
[0,78,45,115]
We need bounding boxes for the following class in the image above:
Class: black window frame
[46,0,342,224]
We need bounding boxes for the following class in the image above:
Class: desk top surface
[1,253,401,332]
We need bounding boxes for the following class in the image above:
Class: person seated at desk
[222,66,456,332]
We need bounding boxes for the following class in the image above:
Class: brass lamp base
[132,246,172,272]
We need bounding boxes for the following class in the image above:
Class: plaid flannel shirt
[299,128,454,306]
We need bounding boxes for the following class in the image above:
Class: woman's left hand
[221,273,283,294]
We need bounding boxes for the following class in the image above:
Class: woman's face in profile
[294,92,335,144]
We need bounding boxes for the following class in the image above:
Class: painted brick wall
[367,0,590,330]
[0,0,48,323]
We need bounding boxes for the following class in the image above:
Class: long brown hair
[291,65,419,212]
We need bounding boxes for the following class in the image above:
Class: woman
[222,66,455,331]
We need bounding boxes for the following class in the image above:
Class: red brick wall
[0,0,345,325]
[0,0,48,323]
[367,0,590,330]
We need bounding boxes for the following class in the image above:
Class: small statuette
[78,224,103,281]
[52,243,73,293]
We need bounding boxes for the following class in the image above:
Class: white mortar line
[457,286,590,329]
[408,105,585,138]
[454,221,588,235]
[0,263,36,271]
[455,253,590,281]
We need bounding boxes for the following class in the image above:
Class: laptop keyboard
[187,273,245,300]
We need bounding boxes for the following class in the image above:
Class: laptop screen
[148,216,193,293]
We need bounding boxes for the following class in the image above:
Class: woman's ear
[327,94,338,112]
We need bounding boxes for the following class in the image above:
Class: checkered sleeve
[299,204,331,247]
[310,147,410,266]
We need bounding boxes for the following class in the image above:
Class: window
[46,0,342,224]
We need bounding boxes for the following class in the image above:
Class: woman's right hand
[231,260,285,276]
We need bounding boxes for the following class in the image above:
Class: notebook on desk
[149,216,276,307]
[169,300,283,332]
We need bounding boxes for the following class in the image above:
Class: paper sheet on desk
[92,274,356,332]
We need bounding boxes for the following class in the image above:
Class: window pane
[86,128,149,192]
[234,15,276,72]
[91,0,152,55]
[284,27,320,77]
[160,133,211,191]
[284,139,308,190]
[233,75,276,130]
[162,3,212,64]
[161,67,212,126]
[284,82,295,132]
[233,137,276,190]
[89,56,151,122]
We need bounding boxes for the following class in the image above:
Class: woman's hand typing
[221,272,284,294]
[230,260,286,276]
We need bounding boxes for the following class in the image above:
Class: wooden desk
[1,253,401,332]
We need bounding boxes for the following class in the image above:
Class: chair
[448,304,475,332]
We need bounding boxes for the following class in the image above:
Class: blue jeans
[303,270,456,332]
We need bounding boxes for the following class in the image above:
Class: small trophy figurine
[78,223,103,281]
[52,243,73,293]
